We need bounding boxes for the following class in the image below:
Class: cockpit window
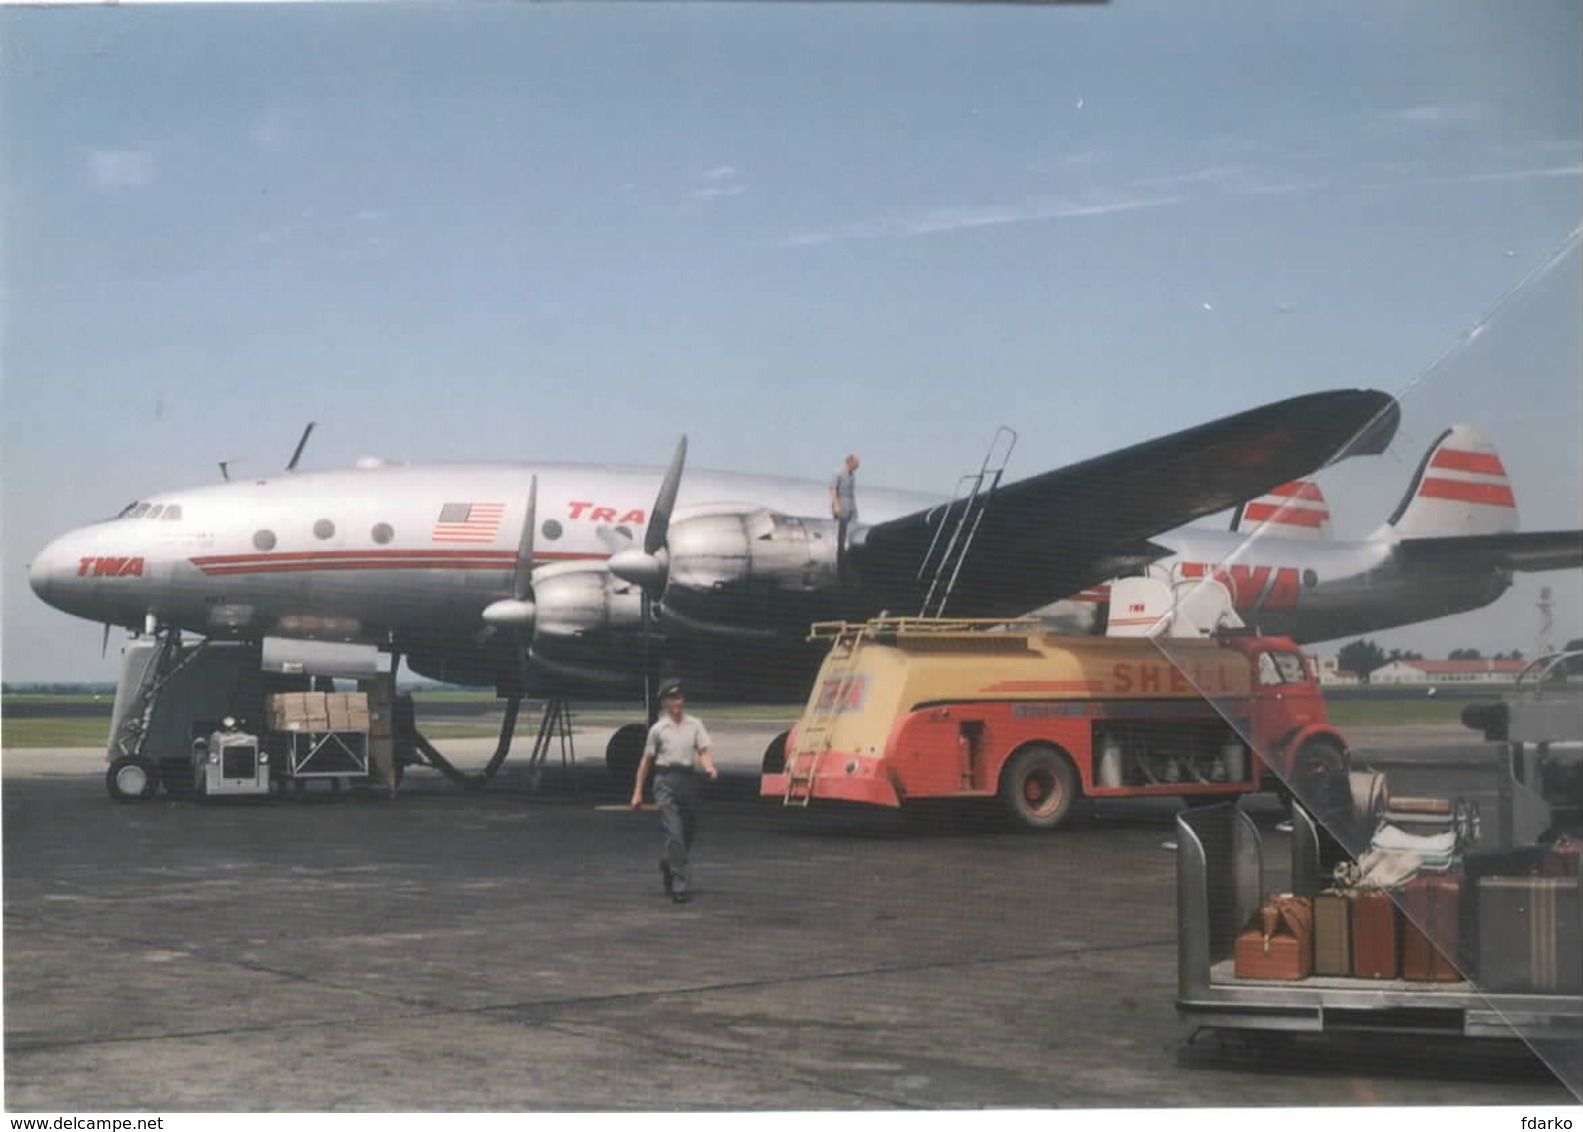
[162,505,182,520]
[115,501,139,519]
[145,504,164,520]
[129,503,151,519]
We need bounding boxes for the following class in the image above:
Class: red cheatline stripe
[1417,477,1516,507]
[192,549,518,566]
[1430,448,1507,476]
[1267,481,1325,501]
[1243,502,1330,527]
[190,549,605,575]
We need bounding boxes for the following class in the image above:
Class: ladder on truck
[916,426,1017,618]
[782,622,870,806]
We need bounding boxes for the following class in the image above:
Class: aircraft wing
[1396,530,1583,573]
[856,388,1401,617]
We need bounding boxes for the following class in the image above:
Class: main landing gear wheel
[761,731,789,775]
[1000,745,1078,831]
[106,755,160,802]
[606,722,648,785]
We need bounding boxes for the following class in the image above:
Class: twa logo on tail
[1379,424,1517,539]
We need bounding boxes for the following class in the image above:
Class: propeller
[608,435,686,593]
[481,476,539,692]
[605,436,686,716]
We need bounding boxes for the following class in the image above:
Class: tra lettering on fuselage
[77,556,145,578]
[566,501,646,525]
[1177,562,1299,610]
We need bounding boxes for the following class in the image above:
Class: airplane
[1062,423,1583,643]
[29,389,1400,702]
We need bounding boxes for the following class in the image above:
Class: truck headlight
[258,751,269,764]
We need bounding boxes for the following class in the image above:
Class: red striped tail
[1381,424,1518,539]
[1231,479,1332,541]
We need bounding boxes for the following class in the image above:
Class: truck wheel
[106,755,159,802]
[761,731,789,775]
[606,723,648,785]
[1292,737,1348,826]
[1000,745,1078,830]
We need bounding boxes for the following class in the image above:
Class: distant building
[1315,656,1360,686]
[1369,658,1528,686]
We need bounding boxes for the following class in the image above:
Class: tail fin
[1231,480,1332,540]
[1377,424,1518,539]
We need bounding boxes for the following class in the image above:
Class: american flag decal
[432,502,506,543]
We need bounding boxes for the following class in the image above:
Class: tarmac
[3,718,1576,1112]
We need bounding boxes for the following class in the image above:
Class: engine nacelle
[530,561,645,653]
[661,508,844,628]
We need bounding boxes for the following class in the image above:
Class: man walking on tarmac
[630,680,718,904]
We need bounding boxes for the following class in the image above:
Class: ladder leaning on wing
[916,426,1017,618]
[782,621,870,807]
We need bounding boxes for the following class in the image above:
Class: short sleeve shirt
[832,468,857,521]
[645,713,712,769]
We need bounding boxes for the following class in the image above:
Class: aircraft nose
[28,534,74,609]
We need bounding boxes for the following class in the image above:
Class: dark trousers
[654,770,701,894]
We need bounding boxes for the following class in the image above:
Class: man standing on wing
[630,680,718,904]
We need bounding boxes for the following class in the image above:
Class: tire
[999,745,1079,830]
[106,755,159,802]
[605,722,649,785]
[761,731,789,775]
[1291,737,1349,827]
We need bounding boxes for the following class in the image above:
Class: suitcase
[1399,873,1462,982]
[1542,836,1581,878]
[1235,895,1314,981]
[1313,891,1353,976]
[1458,846,1554,976]
[1477,876,1581,994]
[1350,889,1400,979]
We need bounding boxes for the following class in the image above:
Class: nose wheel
[106,754,161,801]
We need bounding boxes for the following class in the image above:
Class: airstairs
[916,426,1017,618]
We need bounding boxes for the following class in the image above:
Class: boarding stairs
[110,630,210,762]
[916,426,1017,618]
[782,621,870,806]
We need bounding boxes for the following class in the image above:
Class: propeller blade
[513,475,538,603]
[644,435,687,556]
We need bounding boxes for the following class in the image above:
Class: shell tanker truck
[761,618,1355,830]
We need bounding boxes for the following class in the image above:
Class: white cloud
[1378,104,1486,128]
[87,149,155,191]
[784,190,1183,247]
[690,165,746,200]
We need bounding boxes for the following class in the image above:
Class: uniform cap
[658,679,684,699]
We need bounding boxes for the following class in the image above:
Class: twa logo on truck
[77,556,145,578]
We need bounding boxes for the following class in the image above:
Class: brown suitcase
[1235,895,1314,981]
[1313,891,1352,976]
[1399,873,1462,982]
[1350,889,1400,979]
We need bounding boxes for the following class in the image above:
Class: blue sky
[2,1,1579,682]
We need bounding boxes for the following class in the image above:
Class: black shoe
[671,890,691,904]
[660,861,674,896]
